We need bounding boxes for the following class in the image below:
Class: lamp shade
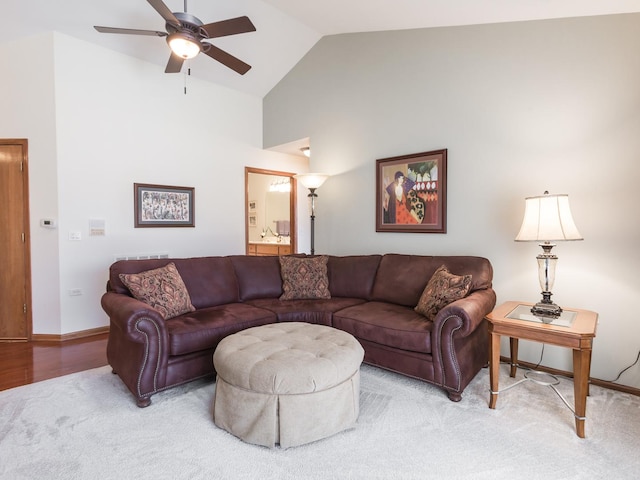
[295,173,329,190]
[167,33,201,59]
[515,192,583,242]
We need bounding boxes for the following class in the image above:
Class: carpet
[1,363,639,480]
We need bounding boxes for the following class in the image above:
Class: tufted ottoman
[212,322,364,448]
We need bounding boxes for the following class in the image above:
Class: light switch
[69,231,82,241]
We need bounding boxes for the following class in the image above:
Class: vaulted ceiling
[4,0,640,98]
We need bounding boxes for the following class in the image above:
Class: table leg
[509,337,519,377]
[489,332,501,409]
[573,347,592,438]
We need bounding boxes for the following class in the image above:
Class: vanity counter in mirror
[247,241,292,256]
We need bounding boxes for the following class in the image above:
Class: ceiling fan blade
[201,16,256,39]
[94,26,167,36]
[165,52,185,73]
[202,44,251,75]
[147,0,181,28]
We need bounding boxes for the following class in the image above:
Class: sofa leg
[136,396,152,408]
[447,391,462,402]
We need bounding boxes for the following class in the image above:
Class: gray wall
[264,14,640,388]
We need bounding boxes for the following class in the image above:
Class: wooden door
[0,139,31,341]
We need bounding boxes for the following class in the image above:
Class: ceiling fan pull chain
[183,65,191,94]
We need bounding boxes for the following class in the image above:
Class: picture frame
[376,149,447,233]
[134,183,195,228]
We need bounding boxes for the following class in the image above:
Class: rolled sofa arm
[430,288,496,400]
[101,292,170,406]
[435,288,497,338]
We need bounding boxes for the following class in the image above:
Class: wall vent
[112,252,169,262]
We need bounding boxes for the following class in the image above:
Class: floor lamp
[294,173,329,255]
[515,191,583,318]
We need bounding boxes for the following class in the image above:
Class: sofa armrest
[102,292,167,340]
[101,292,170,405]
[430,288,496,398]
[434,288,497,338]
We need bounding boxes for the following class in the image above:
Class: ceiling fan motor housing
[167,12,209,39]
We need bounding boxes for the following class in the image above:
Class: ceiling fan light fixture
[96,0,255,75]
[167,32,201,59]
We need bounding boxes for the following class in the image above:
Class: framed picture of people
[376,149,447,233]
[134,183,195,227]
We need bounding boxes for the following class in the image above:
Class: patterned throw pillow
[279,256,331,300]
[119,262,195,320]
[414,265,472,320]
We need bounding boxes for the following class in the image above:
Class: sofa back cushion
[327,255,382,299]
[371,254,493,307]
[108,257,240,309]
[170,257,240,308]
[229,255,283,301]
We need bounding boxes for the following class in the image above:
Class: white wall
[1,32,307,335]
[264,14,640,388]
[0,33,62,334]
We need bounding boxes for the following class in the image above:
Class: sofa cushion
[119,262,195,320]
[327,255,381,299]
[333,301,432,354]
[108,257,240,308]
[229,256,283,301]
[415,265,472,320]
[169,257,240,309]
[370,254,439,307]
[247,297,366,325]
[279,256,331,300]
[371,254,493,306]
[165,303,276,356]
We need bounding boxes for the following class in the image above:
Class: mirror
[245,167,297,254]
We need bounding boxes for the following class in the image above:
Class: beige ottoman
[212,322,364,448]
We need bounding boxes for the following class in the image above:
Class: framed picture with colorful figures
[134,183,195,228]
[376,149,447,233]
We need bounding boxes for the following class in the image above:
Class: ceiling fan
[94,0,256,75]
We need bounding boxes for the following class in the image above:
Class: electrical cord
[531,344,544,370]
[602,349,640,383]
[498,343,545,370]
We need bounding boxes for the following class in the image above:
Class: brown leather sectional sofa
[102,254,496,407]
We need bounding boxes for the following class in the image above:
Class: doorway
[245,167,297,255]
[0,139,32,341]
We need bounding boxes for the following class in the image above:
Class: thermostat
[40,219,57,229]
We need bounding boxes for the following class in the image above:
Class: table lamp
[515,191,583,317]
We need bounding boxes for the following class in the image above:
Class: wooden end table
[486,301,598,438]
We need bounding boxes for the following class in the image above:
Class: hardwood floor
[0,333,109,391]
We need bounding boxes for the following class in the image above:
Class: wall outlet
[68,288,83,296]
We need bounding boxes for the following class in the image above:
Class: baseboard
[31,326,109,343]
[499,355,640,397]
